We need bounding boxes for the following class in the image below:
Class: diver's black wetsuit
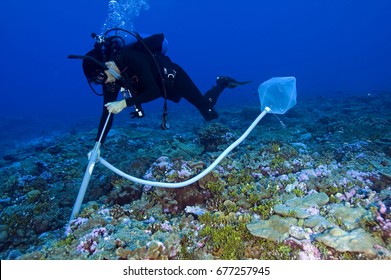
[96,34,225,143]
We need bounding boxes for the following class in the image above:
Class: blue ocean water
[0,0,390,144]
[0,0,391,261]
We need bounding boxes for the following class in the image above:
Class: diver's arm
[109,51,161,110]
[106,77,159,112]
[96,84,119,143]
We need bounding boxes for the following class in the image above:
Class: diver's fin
[216,76,251,89]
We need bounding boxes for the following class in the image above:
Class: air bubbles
[101,0,150,34]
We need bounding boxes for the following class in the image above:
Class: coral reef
[0,92,390,260]
[247,215,298,242]
[314,227,381,258]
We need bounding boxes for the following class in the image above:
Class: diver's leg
[172,64,218,121]
[203,84,225,108]
[204,76,251,107]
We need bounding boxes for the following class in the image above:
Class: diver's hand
[105,100,127,114]
[87,142,101,162]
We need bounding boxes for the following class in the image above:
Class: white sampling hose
[69,112,112,222]
[70,107,271,222]
[99,107,271,188]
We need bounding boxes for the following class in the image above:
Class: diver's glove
[87,142,101,162]
[105,100,127,114]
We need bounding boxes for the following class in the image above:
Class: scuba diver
[71,29,250,154]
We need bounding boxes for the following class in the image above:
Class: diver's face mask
[90,70,108,85]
